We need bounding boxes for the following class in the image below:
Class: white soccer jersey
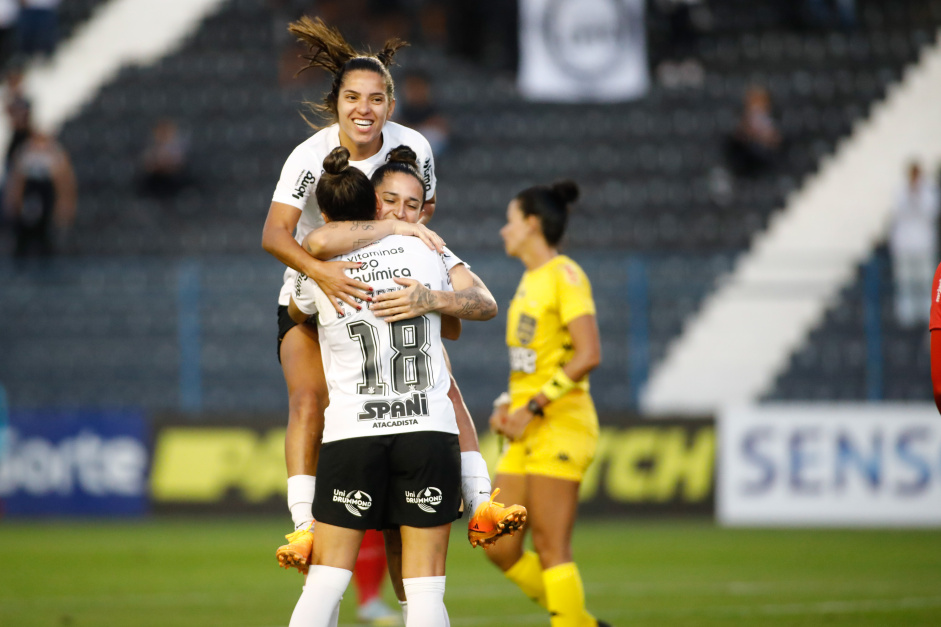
[272,122,437,306]
[292,245,465,314]
[294,235,457,443]
[440,246,466,273]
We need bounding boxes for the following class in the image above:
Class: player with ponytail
[487,181,611,627]
[261,18,437,624]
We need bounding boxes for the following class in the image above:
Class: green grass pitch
[1,517,940,626]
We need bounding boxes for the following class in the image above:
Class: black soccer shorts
[313,431,461,530]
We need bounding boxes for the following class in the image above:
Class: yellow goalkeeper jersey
[506,254,596,407]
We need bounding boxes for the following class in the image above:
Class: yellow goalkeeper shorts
[495,391,599,482]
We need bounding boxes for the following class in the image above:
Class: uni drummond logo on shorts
[333,489,373,517]
[405,487,443,513]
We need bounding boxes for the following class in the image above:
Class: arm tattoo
[416,286,437,312]
[451,288,496,320]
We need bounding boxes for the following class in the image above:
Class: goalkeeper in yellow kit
[486,180,610,627]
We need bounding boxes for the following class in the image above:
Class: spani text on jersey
[358,392,428,422]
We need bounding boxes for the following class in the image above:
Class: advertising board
[150,415,716,516]
[718,404,941,526]
[0,409,149,517]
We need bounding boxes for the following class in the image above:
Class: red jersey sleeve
[930,262,941,331]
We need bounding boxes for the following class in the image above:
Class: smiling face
[336,69,395,159]
[375,171,424,223]
[500,199,538,258]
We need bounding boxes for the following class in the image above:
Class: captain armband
[539,368,577,402]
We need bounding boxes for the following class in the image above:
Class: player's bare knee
[289,388,327,424]
[530,529,570,568]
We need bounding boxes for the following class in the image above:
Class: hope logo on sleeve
[292,170,316,200]
[561,263,582,285]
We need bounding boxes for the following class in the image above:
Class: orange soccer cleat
[468,488,527,548]
[276,521,314,574]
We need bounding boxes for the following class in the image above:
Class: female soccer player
[486,181,611,627]
[261,16,432,533]
[261,19,430,623]
[286,146,460,627]
[284,146,526,622]
[262,19,514,620]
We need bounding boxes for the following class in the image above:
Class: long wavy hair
[288,16,408,129]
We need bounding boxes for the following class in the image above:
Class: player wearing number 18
[487,181,610,627]
[286,146,462,627]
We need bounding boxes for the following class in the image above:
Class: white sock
[460,451,491,515]
[398,600,408,624]
[289,565,350,627]
[288,474,316,529]
[403,576,446,627]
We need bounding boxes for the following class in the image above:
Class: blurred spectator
[417,1,448,50]
[0,0,18,71]
[889,161,940,328]
[5,130,76,257]
[18,0,59,59]
[4,68,30,172]
[397,71,450,157]
[725,85,782,178]
[138,119,190,200]
[654,0,709,88]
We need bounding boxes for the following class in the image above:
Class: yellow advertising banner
[150,418,714,515]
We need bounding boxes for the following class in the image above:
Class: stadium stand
[58,0,108,42]
[50,0,940,256]
[766,245,933,402]
[1,0,940,413]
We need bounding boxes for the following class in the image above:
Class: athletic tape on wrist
[460,450,490,479]
[539,369,577,402]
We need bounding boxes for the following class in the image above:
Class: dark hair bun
[386,145,418,169]
[322,146,351,175]
[550,180,579,206]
